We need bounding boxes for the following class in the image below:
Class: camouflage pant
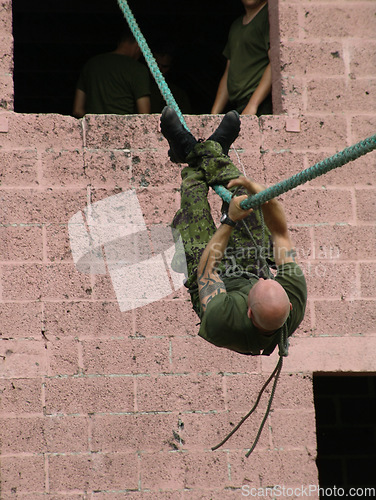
[171,141,273,315]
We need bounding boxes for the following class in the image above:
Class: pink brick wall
[0,0,375,498]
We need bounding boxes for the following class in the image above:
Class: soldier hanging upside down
[160,107,307,356]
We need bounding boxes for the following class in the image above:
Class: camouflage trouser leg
[171,141,273,316]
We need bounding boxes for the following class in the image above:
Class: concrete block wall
[0,0,375,498]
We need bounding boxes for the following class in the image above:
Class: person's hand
[227,176,254,193]
[241,103,258,115]
[228,194,253,222]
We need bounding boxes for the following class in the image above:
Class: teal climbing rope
[116,0,189,130]
[215,134,376,209]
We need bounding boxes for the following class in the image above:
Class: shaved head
[248,278,291,332]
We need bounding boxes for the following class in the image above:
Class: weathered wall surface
[0,0,375,498]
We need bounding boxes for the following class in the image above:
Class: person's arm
[197,194,253,312]
[72,89,86,118]
[136,96,151,114]
[241,50,272,116]
[226,177,296,266]
[211,60,230,114]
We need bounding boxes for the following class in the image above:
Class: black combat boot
[160,107,197,163]
[207,110,240,155]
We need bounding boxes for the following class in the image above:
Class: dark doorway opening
[12,0,245,115]
[313,374,376,498]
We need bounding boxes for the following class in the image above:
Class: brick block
[136,374,224,412]
[306,78,376,113]
[360,263,376,298]
[46,223,75,262]
[47,339,80,376]
[0,378,42,415]
[91,413,178,453]
[0,188,87,225]
[0,302,42,339]
[84,149,132,187]
[306,151,376,187]
[356,188,376,222]
[262,151,306,186]
[129,150,182,188]
[0,150,38,186]
[0,455,45,494]
[48,452,138,492]
[303,5,376,39]
[183,491,241,500]
[228,449,318,488]
[0,113,82,149]
[170,336,260,374]
[260,115,347,151]
[84,114,161,150]
[227,150,263,181]
[92,274,118,300]
[279,3,299,41]
[304,261,356,300]
[275,336,376,373]
[267,373,314,410]
[271,410,317,449]
[282,188,353,224]
[0,339,47,377]
[41,149,86,186]
[289,226,313,261]
[82,338,171,375]
[44,301,134,339]
[0,415,88,454]
[351,116,376,143]
[45,376,134,414]
[0,1,12,32]
[314,299,376,335]
[0,225,43,261]
[180,409,269,452]
[232,116,262,151]
[280,77,305,115]
[349,40,376,78]
[136,186,180,225]
[140,451,185,490]
[225,374,271,412]
[2,263,92,300]
[313,225,376,261]
[281,41,345,77]
[183,452,229,488]
[93,493,178,500]
[0,75,13,110]
[134,299,198,338]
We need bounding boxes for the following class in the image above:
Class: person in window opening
[73,27,151,118]
[211,0,272,116]
[160,107,306,356]
[149,42,192,114]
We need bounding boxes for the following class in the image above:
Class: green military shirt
[198,262,307,356]
[77,53,150,114]
[223,4,270,105]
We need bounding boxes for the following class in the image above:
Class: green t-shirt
[223,4,270,105]
[198,262,307,356]
[77,53,150,114]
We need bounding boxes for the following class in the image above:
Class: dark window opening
[313,374,376,499]
[12,0,248,115]
[12,0,281,116]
